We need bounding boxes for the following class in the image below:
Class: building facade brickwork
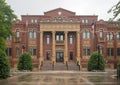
[6,8,120,70]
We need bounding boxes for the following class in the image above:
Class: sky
[5,0,119,21]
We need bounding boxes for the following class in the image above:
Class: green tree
[108,1,120,20]
[0,0,16,79]
[0,49,10,79]
[17,52,33,71]
[88,51,105,71]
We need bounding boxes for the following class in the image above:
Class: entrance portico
[39,22,81,65]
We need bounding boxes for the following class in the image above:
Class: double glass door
[56,51,64,62]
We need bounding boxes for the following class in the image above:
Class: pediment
[44,8,75,17]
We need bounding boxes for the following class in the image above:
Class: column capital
[64,31,68,34]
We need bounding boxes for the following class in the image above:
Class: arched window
[46,35,50,44]
[69,35,73,44]
[16,29,20,38]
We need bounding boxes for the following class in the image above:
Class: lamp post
[98,44,100,70]
[22,42,25,54]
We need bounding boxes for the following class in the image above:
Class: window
[117,48,120,56]
[83,47,90,56]
[85,19,88,23]
[87,30,90,39]
[83,30,90,39]
[56,33,64,41]
[117,32,120,40]
[29,47,37,56]
[46,52,50,60]
[70,52,73,60]
[100,29,103,38]
[107,32,114,40]
[46,35,50,44]
[83,31,86,39]
[7,35,12,40]
[34,19,37,23]
[16,29,20,38]
[29,30,37,39]
[56,35,59,41]
[69,35,73,44]
[82,19,85,23]
[82,19,88,23]
[33,31,37,39]
[16,47,19,56]
[33,48,37,56]
[29,30,33,39]
[107,48,114,56]
[31,19,34,23]
[60,35,63,41]
[6,48,12,56]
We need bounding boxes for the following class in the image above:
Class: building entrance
[56,51,64,62]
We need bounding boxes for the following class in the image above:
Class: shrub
[0,49,10,79]
[88,51,105,71]
[17,52,33,71]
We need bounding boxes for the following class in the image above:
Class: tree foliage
[0,49,10,79]
[17,52,33,71]
[108,1,120,20]
[88,51,105,71]
[0,0,16,79]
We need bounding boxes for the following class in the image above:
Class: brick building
[6,8,120,70]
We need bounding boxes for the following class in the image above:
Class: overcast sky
[5,0,119,21]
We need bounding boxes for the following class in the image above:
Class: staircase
[68,62,80,71]
[54,63,67,70]
[40,61,80,71]
[41,61,53,71]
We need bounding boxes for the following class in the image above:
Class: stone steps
[41,61,79,71]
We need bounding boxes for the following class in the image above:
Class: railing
[77,61,80,71]
[52,61,54,70]
[117,64,120,79]
[66,61,68,70]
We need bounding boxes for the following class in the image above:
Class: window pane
[56,35,59,41]
[87,31,90,39]
[111,48,114,56]
[29,30,32,39]
[69,35,73,44]
[16,29,20,38]
[107,33,109,40]
[83,48,86,56]
[33,48,36,56]
[60,35,63,41]
[46,35,50,44]
[33,31,37,39]
[117,48,120,56]
[100,30,103,38]
[87,48,90,56]
[16,47,19,56]
[107,48,110,56]
[83,31,86,39]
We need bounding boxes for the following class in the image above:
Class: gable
[44,8,75,17]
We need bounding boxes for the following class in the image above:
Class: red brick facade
[6,8,120,69]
